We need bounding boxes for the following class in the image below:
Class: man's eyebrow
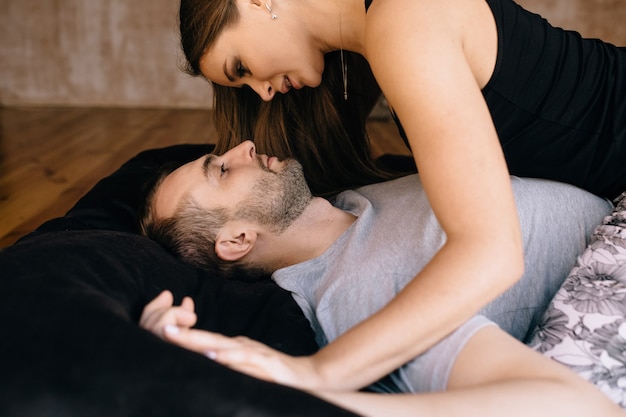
[202,154,216,177]
[223,61,236,83]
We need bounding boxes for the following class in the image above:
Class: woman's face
[199,0,326,101]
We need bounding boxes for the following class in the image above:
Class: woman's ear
[215,224,258,262]
[248,0,264,10]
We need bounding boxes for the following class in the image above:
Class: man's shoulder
[332,174,430,217]
[509,176,610,209]
[352,174,422,199]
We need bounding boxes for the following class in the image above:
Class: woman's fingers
[139,291,197,336]
[164,326,248,353]
[181,296,195,312]
[163,328,261,368]
[142,290,173,315]
[169,309,197,329]
[139,290,174,329]
[162,327,305,384]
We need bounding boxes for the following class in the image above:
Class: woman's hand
[162,325,323,390]
[140,292,323,390]
[139,290,197,339]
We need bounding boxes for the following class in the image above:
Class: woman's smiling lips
[260,154,275,170]
[267,156,276,170]
[282,76,301,93]
[279,77,292,94]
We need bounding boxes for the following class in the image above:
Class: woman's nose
[250,80,275,101]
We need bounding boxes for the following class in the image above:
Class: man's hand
[162,325,324,390]
[140,290,197,339]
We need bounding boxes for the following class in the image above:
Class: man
[139,141,622,416]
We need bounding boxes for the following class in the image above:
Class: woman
[177,0,626,395]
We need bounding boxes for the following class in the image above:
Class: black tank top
[365,0,626,199]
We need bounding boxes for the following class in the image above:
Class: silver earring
[265,3,277,19]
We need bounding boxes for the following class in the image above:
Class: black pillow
[0,145,355,417]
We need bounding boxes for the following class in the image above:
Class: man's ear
[215,224,258,262]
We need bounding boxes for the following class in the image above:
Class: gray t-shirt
[272,174,612,393]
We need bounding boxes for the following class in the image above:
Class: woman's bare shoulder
[363,0,496,89]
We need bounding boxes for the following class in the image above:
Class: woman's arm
[157,323,623,416]
[302,0,524,390]
[315,326,624,417]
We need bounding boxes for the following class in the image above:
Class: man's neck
[256,197,356,271]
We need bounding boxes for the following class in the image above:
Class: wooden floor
[0,106,406,248]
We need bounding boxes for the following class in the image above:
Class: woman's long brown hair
[179,0,401,196]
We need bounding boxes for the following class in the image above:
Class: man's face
[154,140,312,232]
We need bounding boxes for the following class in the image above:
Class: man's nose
[227,140,256,163]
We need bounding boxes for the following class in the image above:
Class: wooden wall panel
[0,0,623,109]
[518,0,626,45]
[0,0,213,108]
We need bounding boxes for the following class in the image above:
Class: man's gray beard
[234,158,313,233]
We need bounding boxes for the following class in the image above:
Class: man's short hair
[138,166,267,280]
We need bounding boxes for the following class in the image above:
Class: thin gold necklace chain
[340,0,348,100]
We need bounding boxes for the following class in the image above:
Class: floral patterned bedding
[529,192,626,408]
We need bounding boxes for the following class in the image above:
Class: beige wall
[1,0,623,109]
[0,0,213,108]
[518,0,626,45]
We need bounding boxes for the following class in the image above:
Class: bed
[529,191,626,408]
[2,142,624,415]
[0,144,357,417]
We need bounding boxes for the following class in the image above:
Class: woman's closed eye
[220,163,227,176]
[236,61,248,78]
